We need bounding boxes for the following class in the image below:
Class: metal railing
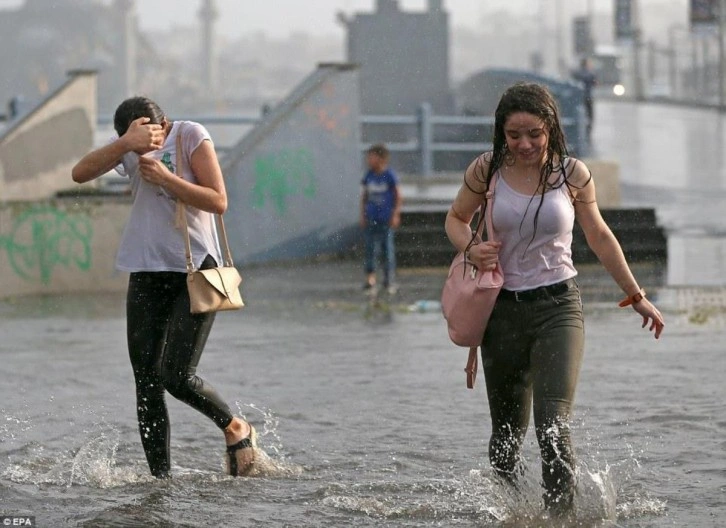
[360,102,585,175]
[96,103,586,177]
[360,103,495,176]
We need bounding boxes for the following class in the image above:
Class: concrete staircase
[397,207,667,268]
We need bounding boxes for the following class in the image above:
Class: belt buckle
[514,290,523,302]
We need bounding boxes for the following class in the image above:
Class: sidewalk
[240,257,665,309]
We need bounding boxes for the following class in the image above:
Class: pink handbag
[441,174,503,388]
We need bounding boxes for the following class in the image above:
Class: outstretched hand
[632,298,665,339]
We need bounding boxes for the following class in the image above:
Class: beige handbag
[176,125,244,314]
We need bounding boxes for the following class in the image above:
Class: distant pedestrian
[71,96,257,479]
[360,143,402,295]
[445,82,664,516]
[572,57,597,140]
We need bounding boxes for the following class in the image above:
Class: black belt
[499,278,577,302]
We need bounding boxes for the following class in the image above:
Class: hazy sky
[136,1,494,37]
[0,0,620,38]
[136,0,635,38]
[0,0,689,40]
[134,0,495,38]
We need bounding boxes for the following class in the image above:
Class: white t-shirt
[114,120,222,273]
[493,171,578,291]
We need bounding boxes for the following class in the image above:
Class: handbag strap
[468,171,499,251]
[463,172,499,389]
[465,346,478,389]
[483,172,498,242]
[174,122,235,273]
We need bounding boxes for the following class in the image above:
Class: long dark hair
[468,82,589,248]
[488,82,568,186]
[113,96,166,136]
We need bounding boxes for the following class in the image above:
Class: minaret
[199,0,219,96]
[114,0,137,98]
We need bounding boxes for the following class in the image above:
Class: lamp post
[556,0,565,76]
[587,0,595,55]
[668,24,688,100]
[719,0,725,110]
[632,0,645,100]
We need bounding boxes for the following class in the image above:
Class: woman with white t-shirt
[72,97,256,479]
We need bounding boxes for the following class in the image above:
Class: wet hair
[466,82,590,252]
[367,143,390,160]
[113,96,166,136]
[488,82,568,186]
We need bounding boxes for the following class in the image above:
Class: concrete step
[396,207,667,267]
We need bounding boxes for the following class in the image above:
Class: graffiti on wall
[302,81,352,147]
[0,206,92,283]
[251,148,316,215]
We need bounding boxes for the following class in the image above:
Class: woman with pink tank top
[445,83,664,516]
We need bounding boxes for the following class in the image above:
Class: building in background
[0,0,146,119]
[342,0,453,116]
[339,0,454,173]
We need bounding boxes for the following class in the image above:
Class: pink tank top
[492,171,578,291]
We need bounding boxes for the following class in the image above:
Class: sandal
[226,425,257,476]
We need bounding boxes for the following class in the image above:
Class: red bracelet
[618,289,645,307]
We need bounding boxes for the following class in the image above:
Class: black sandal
[226,425,257,476]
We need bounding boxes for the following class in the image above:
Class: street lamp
[632,0,644,100]
[719,0,725,110]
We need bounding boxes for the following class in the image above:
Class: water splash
[2,423,152,489]
[317,445,665,527]
[229,402,303,478]
[0,409,33,443]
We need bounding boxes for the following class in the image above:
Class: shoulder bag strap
[464,172,499,390]
[484,172,498,243]
[465,171,499,254]
[174,122,236,273]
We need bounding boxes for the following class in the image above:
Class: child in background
[360,144,402,294]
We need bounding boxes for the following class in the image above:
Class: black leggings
[126,255,233,478]
[482,281,584,511]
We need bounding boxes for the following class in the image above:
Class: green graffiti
[0,206,92,284]
[251,148,316,215]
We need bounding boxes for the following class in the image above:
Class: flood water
[1,261,724,527]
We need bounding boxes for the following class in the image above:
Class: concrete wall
[0,70,128,300]
[0,197,129,298]
[222,63,363,264]
[1,65,366,298]
[0,70,97,202]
